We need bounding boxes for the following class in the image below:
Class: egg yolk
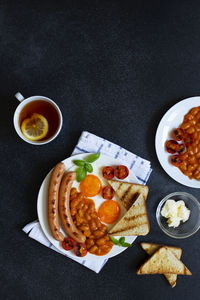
[79,175,102,197]
[98,200,121,224]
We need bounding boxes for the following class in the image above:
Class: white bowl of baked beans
[156,97,200,188]
[156,192,200,238]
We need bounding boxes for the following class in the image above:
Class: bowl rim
[156,192,200,239]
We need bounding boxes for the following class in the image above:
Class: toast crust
[109,194,150,236]
[108,180,149,210]
[141,243,182,287]
[137,246,192,276]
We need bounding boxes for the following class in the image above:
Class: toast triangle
[141,243,182,287]
[108,180,149,210]
[137,246,191,275]
[109,194,150,236]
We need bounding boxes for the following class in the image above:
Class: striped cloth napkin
[23,131,152,273]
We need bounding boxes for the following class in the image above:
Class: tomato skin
[74,243,88,257]
[172,128,185,141]
[165,140,179,154]
[62,237,77,251]
[102,186,115,200]
[170,155,183,167]
[114,165,129,179]
[178,143,188,155]
[102,166,115,180]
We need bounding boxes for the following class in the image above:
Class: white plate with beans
[37,153,138,261]
[155,96,200,188]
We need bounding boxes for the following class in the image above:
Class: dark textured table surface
[1,1,200,299]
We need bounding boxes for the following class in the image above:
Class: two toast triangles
[108,180,149,236]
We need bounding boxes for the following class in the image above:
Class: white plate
[37,153,139,261]
[155,96,200,188]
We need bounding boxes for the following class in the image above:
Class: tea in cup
[13,93,63,145]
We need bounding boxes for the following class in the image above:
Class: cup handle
[15,92,25,102]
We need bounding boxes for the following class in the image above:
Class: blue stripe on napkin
[23,131,152,273]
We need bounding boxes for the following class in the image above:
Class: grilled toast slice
[137,246,191,275]
[141,243,182,287]
[108,194,150,236]
[108,180,149,210]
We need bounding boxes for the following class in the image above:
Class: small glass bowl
[156,192,200,239]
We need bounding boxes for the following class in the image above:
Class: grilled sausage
[48,162,65,241]
[59,172,86,243]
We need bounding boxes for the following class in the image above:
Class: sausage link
[59,172,86,243]
[48,162,65,241]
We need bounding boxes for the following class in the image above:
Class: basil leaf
[86,153,100,163]
[112,236,131,247]
[111,237,120,245]
[76,167,87,182]
[120,242,131,248]
[73,160,85,167]
[85,163,93,173]
[119,237,125,244]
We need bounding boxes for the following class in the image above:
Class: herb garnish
[111,237,131,247]
[73,153,100,182]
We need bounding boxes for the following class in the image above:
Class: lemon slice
[21,113,49,141]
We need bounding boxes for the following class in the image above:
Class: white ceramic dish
[37,153,139,261]
[155,96,200,188]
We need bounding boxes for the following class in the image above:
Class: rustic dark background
[1,0,200,299]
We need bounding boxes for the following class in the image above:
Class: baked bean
[85,214,91,221]
[90,213,97,219]
[171,107,200,180]
[96,219,102,228]
[188,155,196,164]
[78,209,84,218]
[99,224,107,232]
[70,188,77,196]
[89,220,98,231]
[181,122,190,130]
[89,245,98,254]
[76,215,84,225]
[187,127,195,134]
[77,202,84,210]
[96,237,107,246]
[70,189,113,256]
[191,107,199,115]
[188,164,195,172]
[71,208,77,216]
[195,173,200,180]
[71,199,80,209]
[84,229,91,237]
[185,113,193,120]
[196,153,200,158]
[86,239,95,249]
[79,225,89,231]
[82,204,88,212]
[93,230,105,238]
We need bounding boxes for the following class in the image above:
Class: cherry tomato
[102,185,115,200]
[74,243,88,257]
[172,128,185,141]
[178,143,188,155]
[183,133,195,147]
[102,166,115,180]
[62,237,77,251]
[114,165,129,179]
[165,140,179,154]
[170,155,183,167]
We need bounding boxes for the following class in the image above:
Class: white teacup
[13,92,63,145]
